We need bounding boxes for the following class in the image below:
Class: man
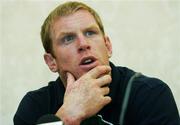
[14,1,180,125]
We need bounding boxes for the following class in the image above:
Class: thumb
[66,72,75,87]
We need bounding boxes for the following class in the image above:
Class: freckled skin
[50,10,112,85]
[44,10,112,125]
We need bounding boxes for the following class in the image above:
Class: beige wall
[1,0,179,124]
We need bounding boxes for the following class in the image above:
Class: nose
[77,34,91,53]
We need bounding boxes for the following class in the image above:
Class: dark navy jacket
[14,62,180,125]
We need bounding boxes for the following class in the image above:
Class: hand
[56,65,112,125]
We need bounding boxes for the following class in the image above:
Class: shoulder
[110,62,170,94]
[126,74,180,124]
[130,74,176,109]
[111,62,169,93]
[18,78,64,112]
[14,78,64,125]
[24,79,59,103]
[132,74,170,96]
[28,80,59,98]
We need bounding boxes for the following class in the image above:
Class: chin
[76,72,86,79]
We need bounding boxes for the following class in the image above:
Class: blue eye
[85,31,96,37]
[62,35,75,44]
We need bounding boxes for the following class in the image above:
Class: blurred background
[0,0,180,125]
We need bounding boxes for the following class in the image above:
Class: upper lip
[79,56,97,65]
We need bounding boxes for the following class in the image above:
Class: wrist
[56,105,83,125]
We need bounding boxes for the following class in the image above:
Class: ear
[44,53,58,73]
[104,36,112,58]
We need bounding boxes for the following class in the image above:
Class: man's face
[45,10,112,85]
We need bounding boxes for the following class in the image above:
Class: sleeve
[127,78,180,125]
[14,114,31,125]
[13,92,46,125]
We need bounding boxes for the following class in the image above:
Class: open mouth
[80,56,96,65]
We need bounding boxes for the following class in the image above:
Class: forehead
[50,10,99,37]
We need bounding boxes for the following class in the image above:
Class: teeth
[83,59,92,64]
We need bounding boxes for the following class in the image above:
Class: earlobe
[104,36,112,58]
[44,53,58,73]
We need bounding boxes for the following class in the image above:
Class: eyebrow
[55,24,100,41]
[63,25,100,34]
[84,25,100,31]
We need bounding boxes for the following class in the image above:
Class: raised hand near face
[56,65,112,125]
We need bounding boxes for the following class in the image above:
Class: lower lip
[79,60,99,71]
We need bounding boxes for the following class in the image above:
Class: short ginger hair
[41,1,105,55]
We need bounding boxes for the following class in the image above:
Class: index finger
[88,65,111,79]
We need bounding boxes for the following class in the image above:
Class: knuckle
[96,65,108,73]
[106,87,110,93]
[96,66,102,72]
[103,96,111,104]
[104,87,110,95]
[106,75,112,83]
[107,97,112,102]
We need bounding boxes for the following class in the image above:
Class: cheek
[56,47,77,72]
[57,55,74,70]
[97,44,110,63]
[97,42,109,55]
[61,55,71,63]
[96,37,109,51]
[55,46,75,63]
